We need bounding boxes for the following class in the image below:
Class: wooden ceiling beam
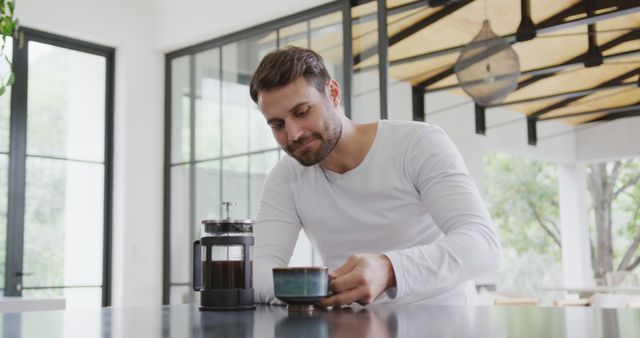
[488,81,637,109]
[526,67,640,118]
[535,0,632,28]
[584,109,640,123]
[539,102,640,121]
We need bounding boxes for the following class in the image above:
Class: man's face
[257,77,342,166]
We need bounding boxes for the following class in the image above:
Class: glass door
[2,29,113,308]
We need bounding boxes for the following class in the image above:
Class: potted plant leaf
[0,0,18,96]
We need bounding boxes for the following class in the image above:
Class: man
[249,46,502,307]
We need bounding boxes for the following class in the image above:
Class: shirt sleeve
[253,159,302,304]
[383,125,502,300]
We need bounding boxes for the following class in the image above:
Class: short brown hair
[249,46,331,103]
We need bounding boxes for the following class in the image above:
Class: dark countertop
[2,303,639,338]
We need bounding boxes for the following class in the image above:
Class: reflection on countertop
[2,303,639,338]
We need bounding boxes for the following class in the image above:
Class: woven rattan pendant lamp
[454,20,521,106]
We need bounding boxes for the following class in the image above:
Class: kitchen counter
[2,303,639,338]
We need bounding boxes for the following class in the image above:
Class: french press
[193,202,255,310]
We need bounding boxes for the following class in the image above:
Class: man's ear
[327,79,341,108]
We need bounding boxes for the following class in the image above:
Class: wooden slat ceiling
[349,0,640,126]
[270,0,639,127]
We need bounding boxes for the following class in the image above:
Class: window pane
[221,41,249,157]
[352,3,381,122]
[196,160,221,222]
[222,33,276,156]
[222,156,249,218]
[0,154,7,290]
[170,164,191,284]
[249,107,277,153]
[171,56,191,164]
[353,68,380,123]
[26,41,106,161]
[310,12,342,53]
[221,80,248,156]
[310,12,344,111]
[484,152,563,297]
[0,37,12,153]
[23,158,104,290]
[249,151,279,218]
[195,48,221,161]
[279,22,309,48]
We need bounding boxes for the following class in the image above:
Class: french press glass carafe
[193,202,255,310]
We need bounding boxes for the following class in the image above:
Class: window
[1,29,113,308]
[483,152,562,298]
[164,3,347,304]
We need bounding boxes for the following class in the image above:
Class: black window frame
[162,0,359,304]
[2,27,114,307]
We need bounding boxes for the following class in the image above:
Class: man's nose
[286,121,304,141]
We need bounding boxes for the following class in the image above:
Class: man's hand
[319,254,396,307]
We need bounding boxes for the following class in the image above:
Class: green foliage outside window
[617,163,640,264]
[484,152,640,295]
[0,0,18,96]
[484,152,562,295]
[600,159,640,275]
[484,152,561,256]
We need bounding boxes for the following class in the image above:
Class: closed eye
[294,106,310,117]
[269,120,284,130]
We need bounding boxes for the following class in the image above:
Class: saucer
[276,295,328,313]
[276,295,327,305]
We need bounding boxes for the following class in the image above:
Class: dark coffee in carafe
[202,261,253,289]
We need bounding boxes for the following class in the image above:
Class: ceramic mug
[272,266,329,304]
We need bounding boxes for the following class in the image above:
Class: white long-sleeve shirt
[253,120,502,305]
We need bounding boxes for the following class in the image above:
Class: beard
[285,106,342,167]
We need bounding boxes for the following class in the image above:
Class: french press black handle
[193,240,202,291]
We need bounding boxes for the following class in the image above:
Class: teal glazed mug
[273,266,329,308]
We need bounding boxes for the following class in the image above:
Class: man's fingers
[333,255,360,276]
[319,286,363,307]
[322,253,392,308]
[329,270,364,293]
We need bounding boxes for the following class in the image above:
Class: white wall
[154,0,333,52]
[576,116,640,162]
